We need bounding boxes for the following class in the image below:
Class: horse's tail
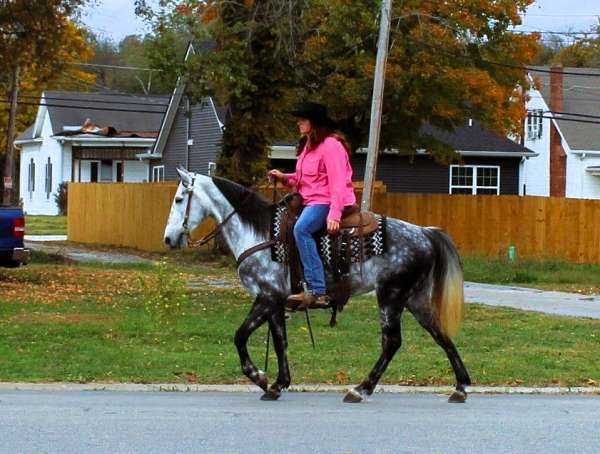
[424,227,464,339]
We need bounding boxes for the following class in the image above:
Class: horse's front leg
[261,302,290,401]
[234,296,273,392]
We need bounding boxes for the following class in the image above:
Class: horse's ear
[176,166,192,186]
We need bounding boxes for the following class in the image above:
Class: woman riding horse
[268,102,356,310]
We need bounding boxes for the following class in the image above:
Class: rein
[182,176,274,264]
[183,175,237,249]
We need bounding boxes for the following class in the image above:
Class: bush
[139,262,189,325]
[54,182,68,215]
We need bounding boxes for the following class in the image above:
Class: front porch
[71,146,151,183]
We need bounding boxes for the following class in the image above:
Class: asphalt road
[0,391,598,453]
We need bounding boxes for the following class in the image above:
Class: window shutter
[30,158,35,192]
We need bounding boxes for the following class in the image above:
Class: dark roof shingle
[43,91,169,135]
[421,121,535,154]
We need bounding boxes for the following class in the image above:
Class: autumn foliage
[145,0,539,181]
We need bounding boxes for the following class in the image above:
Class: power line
[539,115,600,125]
[16,94,169,107]
[0,99,166,114]
[408,35,600,77]
[545,110,600,120]
[22,89,170,99]
[64,62,163,72]
[522,13,600,17]
[60,72,166,98]
[509,30,600,36]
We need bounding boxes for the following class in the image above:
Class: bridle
[179,173,278,267]
[181,174,236,248]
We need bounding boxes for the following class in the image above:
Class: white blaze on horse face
[164,181,189,248]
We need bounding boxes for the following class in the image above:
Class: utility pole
[3,64,20,206]
[361,0,392,211]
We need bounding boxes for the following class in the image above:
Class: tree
[141,0,539,183]
[299,0,539,156]
[0,0,93,204]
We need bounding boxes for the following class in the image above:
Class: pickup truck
[0,206,30,267]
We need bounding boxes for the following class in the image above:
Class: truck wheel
[0,260,20,268]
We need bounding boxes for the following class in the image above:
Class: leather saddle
[339,204,379,237]
[273,194,385,323]
[283,194,377,238]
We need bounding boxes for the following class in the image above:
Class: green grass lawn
[25,215,67,235]
[0,258,598,386]
[463,256,600,294]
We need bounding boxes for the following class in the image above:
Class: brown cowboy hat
[291,102,338,129]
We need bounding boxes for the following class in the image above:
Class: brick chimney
[549,63,566,197]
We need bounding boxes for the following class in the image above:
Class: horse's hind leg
[260,304,290,401]
[411,302,471,403]
[344,285,404,403]
[234,296,273,392]
[421,321,471,403]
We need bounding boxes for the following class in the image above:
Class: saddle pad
[270,205,387,266]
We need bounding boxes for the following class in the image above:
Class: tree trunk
[3,64,20,206]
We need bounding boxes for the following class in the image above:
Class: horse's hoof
[256,372,268,392]
[260,389,281,401]
[343,389,363,403]
[448,390,467,403]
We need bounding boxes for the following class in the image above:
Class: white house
[14,91,169,215]
[522,65,600,199]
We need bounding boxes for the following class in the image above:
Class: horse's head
[164,167,209,249]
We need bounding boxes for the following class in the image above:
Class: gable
[529,66,600,151]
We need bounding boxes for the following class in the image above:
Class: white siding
[19,111,63,215]
[123,160,149,182]
[78,160,97,182]
[565,152,600,199]
[522,88,551,196]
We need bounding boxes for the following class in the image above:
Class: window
[450,165,500,195]
[28,158,35,195]
[526,109,543,140]
[152,165,164,182]
[208,162,217,176]
[45,157,53,199]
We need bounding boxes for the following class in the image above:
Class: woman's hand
[268,169,284,182]
[327,219,340,235]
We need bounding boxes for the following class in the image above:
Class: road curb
[0,382,599,395]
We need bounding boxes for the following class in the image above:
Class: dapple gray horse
[164,168,470,403]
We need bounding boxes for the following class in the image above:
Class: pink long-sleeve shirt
[283,136,356,222]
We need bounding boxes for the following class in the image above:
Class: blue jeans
[293,204,329,294]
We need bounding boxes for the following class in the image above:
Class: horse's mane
[211,177,274,237]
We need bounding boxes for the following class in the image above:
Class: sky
[82,0,600,43]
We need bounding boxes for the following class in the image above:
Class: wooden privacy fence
[373,193,600,264]
[68,183,215,252]
[68,183,600,263]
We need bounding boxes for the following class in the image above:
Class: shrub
[54,182,68,215]
[139,262,189,325]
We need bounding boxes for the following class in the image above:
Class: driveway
[465,282,600,319]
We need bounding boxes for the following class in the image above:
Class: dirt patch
[0,266,147,304]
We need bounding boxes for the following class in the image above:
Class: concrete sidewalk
[0,382,599,395]
[465,282,600,319]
